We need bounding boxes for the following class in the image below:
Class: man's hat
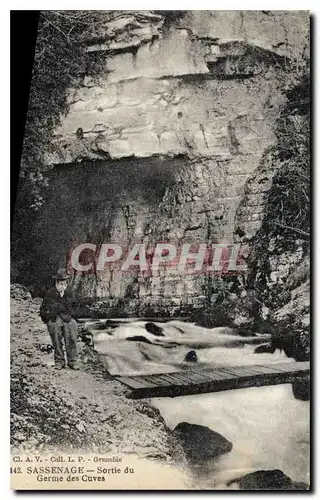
[53,268,71,281]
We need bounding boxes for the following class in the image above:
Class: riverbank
[10,287,185,464]
[10,286,309,490]
[89,316,310,489]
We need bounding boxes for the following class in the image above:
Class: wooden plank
[191,366,236,381]
[241,366,273,377]
[253,364,301,375]
[186,369,218,383]
[230,366,265,377]
[160,372,204,385]
[143,373,183,386]
[219,366,259,378]
[116,374,165,389]
[134,376,162,388]
[160,372,196,385]
[214,366,245,377]
[201,369,237,381]
[173,371,205,384]
[215,366,240,376]
[237,365,276,375]
[115,376,150,390]
[149,375,173,386]
[261,362,308,373]
[155,373,188,385]
[246,364,290,375]
[195,365,237,377]
[115,361,310,398]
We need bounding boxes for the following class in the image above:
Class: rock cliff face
[19,11,309,316]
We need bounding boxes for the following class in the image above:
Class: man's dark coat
[40,287,78,324]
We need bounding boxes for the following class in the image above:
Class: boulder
[185,350,197,362]
[237,326,257,337]
[292,379,310,401]
[145,322,165,337]
[230,469,309,490]
[81,334,94,347]
[125,335,153,344]
[254,343,276,354]
[173,422,232,462]
[292,481,310,490]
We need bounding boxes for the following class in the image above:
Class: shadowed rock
[237,326,257,337]
[185,350,197,362]
[104,320,123,328]
[227,469,309,490]
[173,422,232,462]
[292,379,310,401]
[125,336,153,344]
[292,481,310,490]
[254,343,276,354]
[38,344,54,354]
[145,322,165,337]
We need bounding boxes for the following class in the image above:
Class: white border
[2,3,318,499]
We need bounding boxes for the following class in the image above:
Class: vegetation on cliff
[247,68,310,360]
[12,11,112,283]
[262,71,310,245]
[17,11,112,210]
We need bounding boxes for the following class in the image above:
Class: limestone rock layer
[27,11,310,309]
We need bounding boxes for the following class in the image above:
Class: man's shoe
[68,363,80,370]
[54,364,65,370]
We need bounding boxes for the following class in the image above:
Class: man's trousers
[47,316,78,367]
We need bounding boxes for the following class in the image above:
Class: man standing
[40,269,80,370]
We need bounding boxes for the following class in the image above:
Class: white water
[91,320,310,488]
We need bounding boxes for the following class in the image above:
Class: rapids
[90,319,310,489]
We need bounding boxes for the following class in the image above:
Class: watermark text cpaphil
[68,242,248,276]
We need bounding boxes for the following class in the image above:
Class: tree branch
[273,221,310,237]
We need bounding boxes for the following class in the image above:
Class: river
[89,319,310,489]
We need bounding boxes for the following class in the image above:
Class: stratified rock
[14,11,310,314]
[173,422,232,462]
[185,350,197,362]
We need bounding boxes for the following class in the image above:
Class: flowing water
[90,319,310,489]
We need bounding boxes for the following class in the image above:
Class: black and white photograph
[10,9,310,491]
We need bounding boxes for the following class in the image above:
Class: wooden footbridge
[115,361,310,399]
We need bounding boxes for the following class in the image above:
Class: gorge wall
[14,11,310,318]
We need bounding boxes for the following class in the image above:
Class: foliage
[12,11,115,284]
[241,67,311,360]
[262,70,310,246]
[19,10,112,209]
